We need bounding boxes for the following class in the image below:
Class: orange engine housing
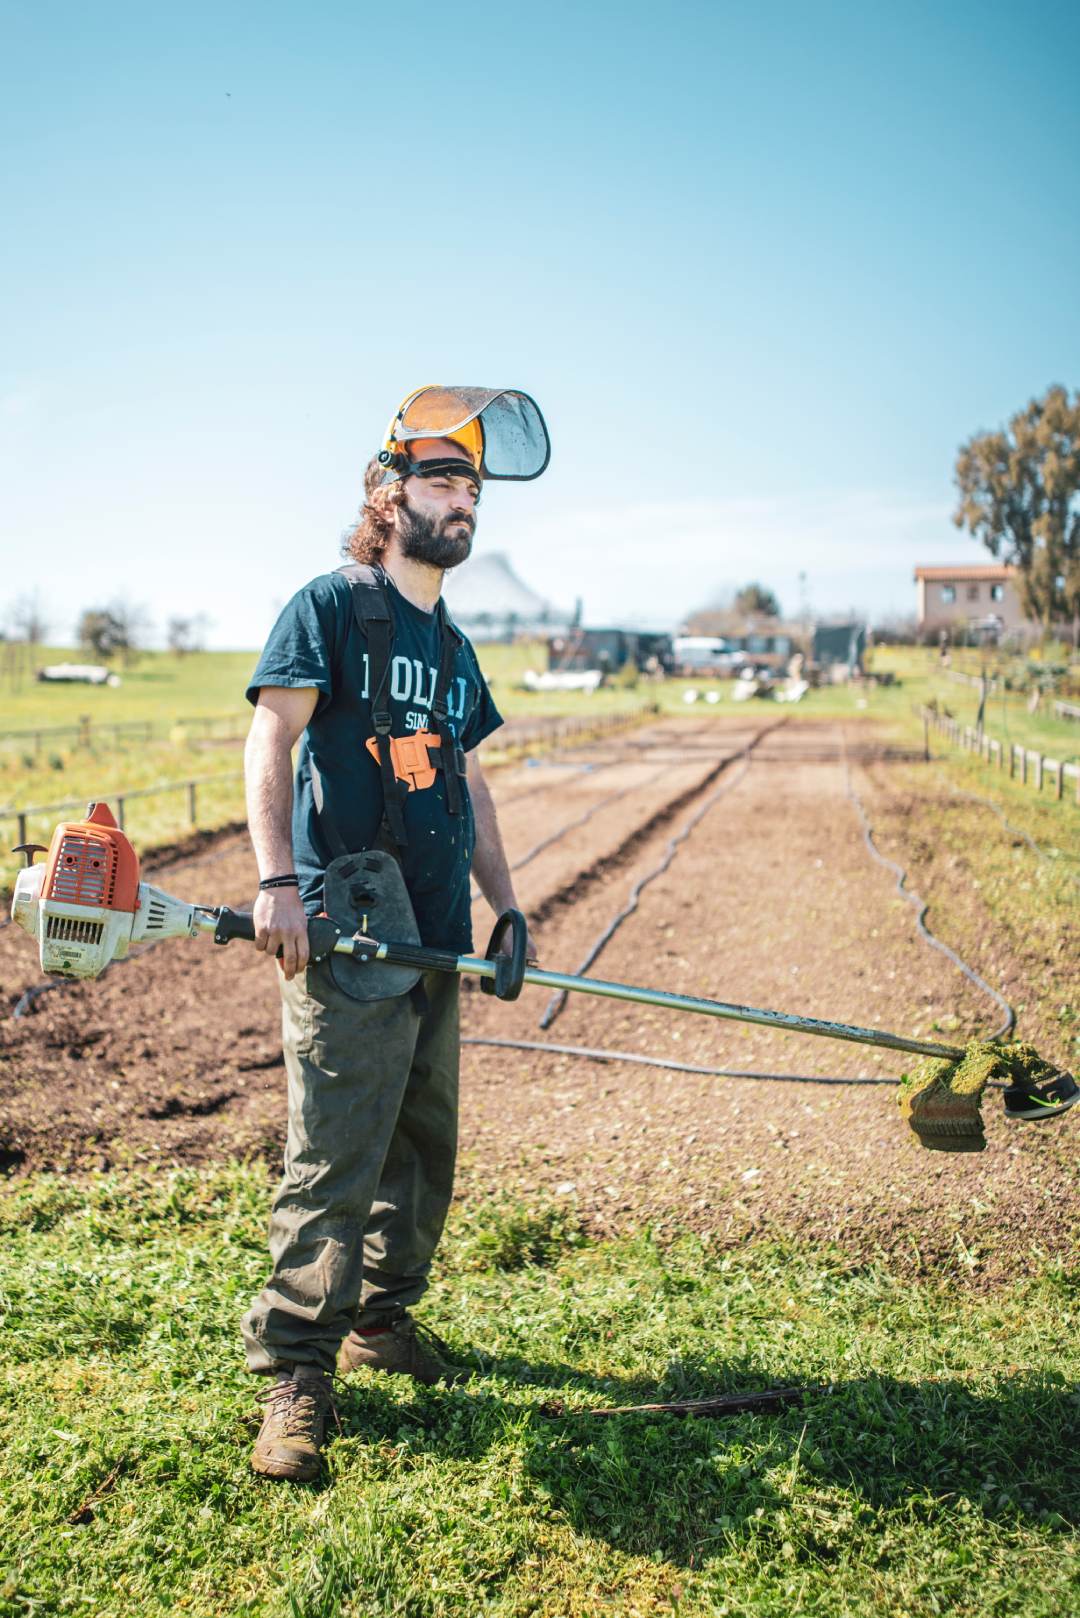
[42,801,141,913]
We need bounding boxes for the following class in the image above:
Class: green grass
[869,648,1080,762]
[3,641,1076,757]
[2,642,1075,903]
[0,648,255,733]
[0,1168,1077,1617]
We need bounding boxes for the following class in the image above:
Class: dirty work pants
[241,960,460,1375]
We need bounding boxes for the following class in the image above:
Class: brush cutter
[10,803,1078,1151]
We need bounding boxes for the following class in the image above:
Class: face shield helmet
[377,387,550,500]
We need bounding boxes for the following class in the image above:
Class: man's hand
[499,918,539,966]
[253,887,310,980]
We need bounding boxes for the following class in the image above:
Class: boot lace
[260,1373,341,1436]
[403,1317,455,1361]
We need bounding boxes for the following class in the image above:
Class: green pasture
[0,1168,1077,1618]
[0,648,255,732]
[2,643,1077,900]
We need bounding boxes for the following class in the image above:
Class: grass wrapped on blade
[898,1041,1056,1153]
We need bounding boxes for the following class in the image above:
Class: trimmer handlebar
[481,909,528,1001]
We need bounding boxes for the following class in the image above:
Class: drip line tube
[841,741,1014,1042]
[539,756,754,1030]
[461,1035,899,1086]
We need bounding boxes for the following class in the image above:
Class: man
[242,387,548,1481]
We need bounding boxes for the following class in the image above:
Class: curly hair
[341,457,407,566]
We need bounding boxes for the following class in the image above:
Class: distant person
[242,388,546,1482]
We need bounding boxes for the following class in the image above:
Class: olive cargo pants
[241,960,460,1375]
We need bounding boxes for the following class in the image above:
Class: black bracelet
[258,874,299,890]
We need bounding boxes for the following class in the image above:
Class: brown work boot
[337,1311,465,1385]
[250,1364,336,1482]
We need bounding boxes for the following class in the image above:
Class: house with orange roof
[913,563,1030,639]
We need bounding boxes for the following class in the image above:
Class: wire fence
[1,772,246,850]
[0,712,249,755]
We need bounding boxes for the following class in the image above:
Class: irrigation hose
[937,777,1080,877]
[538,755,754,1030]
[460,1035,901,1087]
[841,741,1015,1043]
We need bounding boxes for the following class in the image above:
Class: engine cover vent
[45,914,105,946]
[48,834,114,907]
[143,898,168,932]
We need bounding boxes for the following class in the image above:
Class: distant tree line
[684,582,783,636]
[1,592,210,677]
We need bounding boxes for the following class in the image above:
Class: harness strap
[429,599,466,817]
[327,563,405,848]
[319,561,465,852]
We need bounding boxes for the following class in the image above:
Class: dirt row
[2,715,1077,1279]
[0,717,764,1174]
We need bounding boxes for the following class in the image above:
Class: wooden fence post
[1034,753,1043,791]
[188,780,198,824]
[116,796,126,831]
[1054,761,1063,802]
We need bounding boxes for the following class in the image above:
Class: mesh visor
[396,387,550,481]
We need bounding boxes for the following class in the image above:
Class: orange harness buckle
[365,727,444,792]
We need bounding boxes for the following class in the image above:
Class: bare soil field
[1,715,1076,1279]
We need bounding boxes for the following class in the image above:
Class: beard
[397,502,475,570]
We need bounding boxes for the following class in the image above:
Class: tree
[10,592,49,647]
[733,582,781,618]
[2,594,51,691]
[78,601,150,665]
[953,384,1080,637]
[166,612,210,657]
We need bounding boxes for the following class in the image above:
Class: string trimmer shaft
[208,905,964,1063]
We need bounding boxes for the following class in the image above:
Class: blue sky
[3,1,1079,646]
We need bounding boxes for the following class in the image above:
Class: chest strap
[328,563,466,850]
[429,596,465,819]
[345,567,409,848]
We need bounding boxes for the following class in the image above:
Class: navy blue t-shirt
[246,569,502,951]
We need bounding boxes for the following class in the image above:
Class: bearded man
[242,388,547,1481]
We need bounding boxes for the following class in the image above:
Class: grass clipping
[898,1041,1052,1153]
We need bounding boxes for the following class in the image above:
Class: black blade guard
[323,849,422,1002]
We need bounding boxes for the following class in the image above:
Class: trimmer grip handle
[211,909,343,964]
[481,909,528,1001]
[213,906,256,945]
